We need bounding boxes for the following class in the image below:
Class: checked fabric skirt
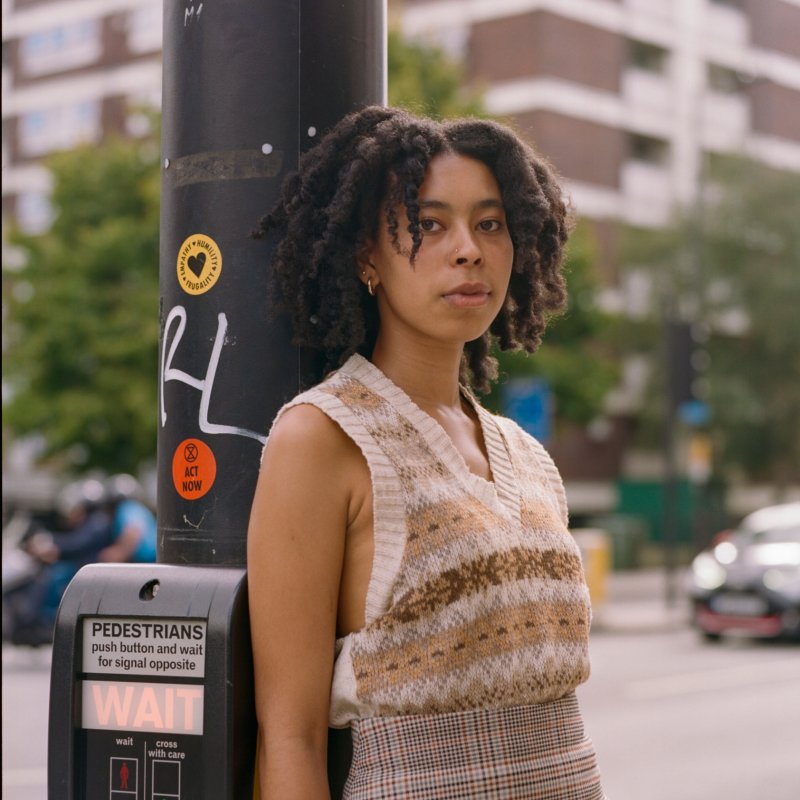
[343,692,606,799]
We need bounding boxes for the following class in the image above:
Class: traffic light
[667,320,711,416]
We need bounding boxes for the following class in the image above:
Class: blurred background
[2,0,799,798]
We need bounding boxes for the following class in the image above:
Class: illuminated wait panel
[82,680,204,735]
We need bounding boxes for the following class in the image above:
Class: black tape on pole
[159,1,386,565]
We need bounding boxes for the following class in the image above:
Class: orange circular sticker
[172,438,217,500]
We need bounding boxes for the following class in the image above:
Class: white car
[688,502,800,641]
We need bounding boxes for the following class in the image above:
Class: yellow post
[572,528,611,607]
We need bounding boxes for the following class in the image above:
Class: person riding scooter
[96,474,157,564]
[3,475,156,646]
[4,479,112,646]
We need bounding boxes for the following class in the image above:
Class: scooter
[2,512,58,646]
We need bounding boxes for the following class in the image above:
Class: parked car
[688,502,800,641]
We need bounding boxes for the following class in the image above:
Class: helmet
[104,474,143,505]
[57,478,105,519]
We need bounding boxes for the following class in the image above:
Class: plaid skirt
[343,692,606,800]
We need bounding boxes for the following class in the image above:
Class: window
[19,20,101,77]
[628,133,669,165]
[19,101,100,157]
[708,63,746,94]
[628,39,669,73]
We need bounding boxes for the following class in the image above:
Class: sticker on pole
[176,233,222,295]
[172,438,216,500]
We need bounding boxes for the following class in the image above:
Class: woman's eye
[478,219,502,232]
[419,218,442,233]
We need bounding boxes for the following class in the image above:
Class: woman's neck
[370,337,464,410]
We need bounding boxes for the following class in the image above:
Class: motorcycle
[2,511,57,647]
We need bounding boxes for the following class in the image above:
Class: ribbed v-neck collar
[340,354,520,520]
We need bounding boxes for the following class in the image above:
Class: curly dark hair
[255,105,572,393]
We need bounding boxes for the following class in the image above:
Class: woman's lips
[442,283,491,308]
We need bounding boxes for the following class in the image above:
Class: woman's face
[363,153,514,350]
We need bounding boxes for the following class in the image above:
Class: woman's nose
[450,229,482,266]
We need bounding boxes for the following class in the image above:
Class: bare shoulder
[263,402,360,472]
[249,402,356,568]
[258,403,369,522]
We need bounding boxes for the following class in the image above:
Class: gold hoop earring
[367,278,375,296]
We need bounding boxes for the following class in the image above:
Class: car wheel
[702,631,722,642]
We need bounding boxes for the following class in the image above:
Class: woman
[248,106,605,799]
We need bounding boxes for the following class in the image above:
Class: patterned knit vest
[272,354,591,727]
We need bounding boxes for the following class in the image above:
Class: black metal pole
[158,1,386,565]
[663,312,685,608]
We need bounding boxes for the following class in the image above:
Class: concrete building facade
[3,0,798,515]
[4,0,799,232]
[401,0,800,229]
[2,0,163,235]
[400,0,800,504]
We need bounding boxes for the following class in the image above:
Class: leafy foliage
[485,223,620,428]
[3,34,489,475]
[388,29,485,118]
[4,135,161,473]
[4,33,618,474]
[700,159,800,486]
[625,157,800,488]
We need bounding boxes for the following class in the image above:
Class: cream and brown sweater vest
[272,354,591,728]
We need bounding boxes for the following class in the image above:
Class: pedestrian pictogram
[172,438,217,500]
[110,756,137,798]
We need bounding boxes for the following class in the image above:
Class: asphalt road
[3,628,799,799]
[2,644,50,799]
[579,628,800,800]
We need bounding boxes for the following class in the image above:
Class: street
[3,627,800,799]
[2,645,50,799]
[580,629,800,800]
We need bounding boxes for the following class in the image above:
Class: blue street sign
[503,378,553,444]
[679,399,712,427]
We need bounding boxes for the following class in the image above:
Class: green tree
[4,34,619,474]
[485,223,621,429]
[4,134,161,474]
[625,157,800,490]
[3,34,487,476]
[388,29,485,117]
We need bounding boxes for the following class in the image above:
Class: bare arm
[248,405,357,799]
[98,525,141,563]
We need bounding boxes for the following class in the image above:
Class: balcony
[701,90,749,151]
[620,160,673,227]
[705,0,749,47]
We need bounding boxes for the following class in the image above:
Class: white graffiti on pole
[160,304,267,445]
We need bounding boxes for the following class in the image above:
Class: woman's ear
[356,245,380,297]
[356,242,376,288]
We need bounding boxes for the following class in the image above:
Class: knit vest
[272,354,591,728]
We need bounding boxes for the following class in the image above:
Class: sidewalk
[590,567,692,634]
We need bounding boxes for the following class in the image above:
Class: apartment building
[2,0,163,235]
[401,0,800,230]
[3,0,798,514]
[5,0,799,235]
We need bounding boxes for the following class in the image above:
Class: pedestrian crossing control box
[48,563,256,799]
